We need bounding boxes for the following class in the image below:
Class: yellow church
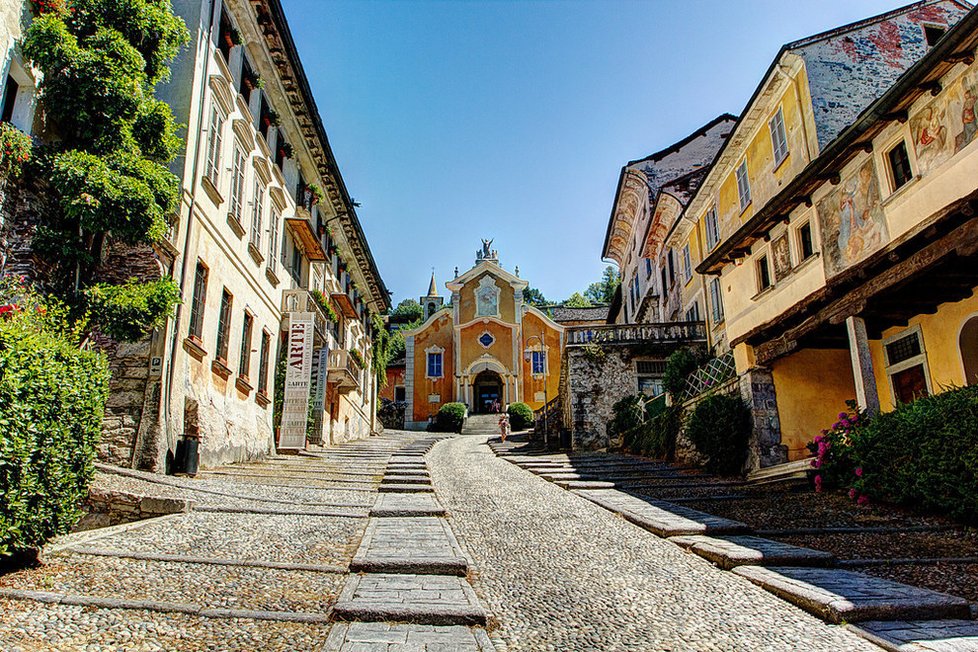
[403,241,563,429]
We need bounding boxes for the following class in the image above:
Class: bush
[608,395,645,442]
[684,393,752,475]
[846,387,978,522]
[806,400,864,493]
[85,277,181,342]
[378,398,405,430]
[507,402,534,430]
[0,123,33,179]
[663,347,702,397]
[622,398,680,460]
[0,279,109,558]
[433,402,466,433]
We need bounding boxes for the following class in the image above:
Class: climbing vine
[21,0,189,341]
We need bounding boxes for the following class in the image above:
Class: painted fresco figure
[959,86,977,149]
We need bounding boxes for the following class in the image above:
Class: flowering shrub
[0,276,109,559]
[807,400,864,498]
[0,124,32,179]
[310,289,338,323]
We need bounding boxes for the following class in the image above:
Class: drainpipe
[158,0,218,467]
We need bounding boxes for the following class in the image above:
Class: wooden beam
[945,51,975,65]
[918,80,943,96]
[884,110,909,124]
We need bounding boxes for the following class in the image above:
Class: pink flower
[849,488,858,500]
[814,475,823,492]
[814,435,824,444]
[838,412,848,420]
[812,458,821,469]
[857,495,870,506]
[855,467,863,477]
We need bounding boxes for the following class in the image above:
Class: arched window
[959,316,978,385]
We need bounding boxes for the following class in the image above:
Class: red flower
[0,304,17,316]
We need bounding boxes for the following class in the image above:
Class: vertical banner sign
[279,312,315,450]
[313,347,329,414]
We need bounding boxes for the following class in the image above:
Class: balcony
[285,209,328,262]
[565,321,707,346]
[327,349,362,394]
[282,288,333,345]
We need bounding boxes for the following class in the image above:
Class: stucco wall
[520,310,562,410]
[410,312,455,423]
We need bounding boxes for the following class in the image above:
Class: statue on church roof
[481,239,493,258]
[476,238,499,264]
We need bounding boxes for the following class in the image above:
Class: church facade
[403,243,563,429]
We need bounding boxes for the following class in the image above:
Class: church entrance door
[473,370,503,413]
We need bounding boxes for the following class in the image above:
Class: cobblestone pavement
[0,432,443,651]
[428,434,882,652]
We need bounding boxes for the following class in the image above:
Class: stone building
[402,242,563,428]
[0,0,389,471]
[697,6,978,464]
[676,0,970,467]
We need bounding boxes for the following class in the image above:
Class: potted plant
[307,183,325,205]
[279,142,294,159]
[269,109,281,126]
[223,27,242,50]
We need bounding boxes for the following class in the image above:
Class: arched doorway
[473,370,503,413]
[960,316,978,385]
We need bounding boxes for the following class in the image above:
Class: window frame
[267,205,280,273]
[797,221,815,261]
[531,349,547,376]
[682,244,692,283]
[229,144,246,225]
[736,158,752,211]
[887,140,914,192]
[710,277,724,323]
[426,350,444,379]
[756,254,772,292]
[258,329,271,394]
[189,261,209,340]
[704,207,720,250]
[251,178,265,249]
[215,288,233,363]
[769,107,789,166]
[238,311,254,380]
[883,325,932,404]
[204,103,226,188]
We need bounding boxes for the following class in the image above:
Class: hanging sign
[313,346,329,413]
[279,312,315,450]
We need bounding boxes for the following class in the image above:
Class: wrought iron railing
[565,321,706,346]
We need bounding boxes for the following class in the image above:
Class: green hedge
[621,398,680,460]
[433,402,466,433]
[0,285,109,558]
[849,387,978,522]
[684,393,752,476]
[507,402,534,430]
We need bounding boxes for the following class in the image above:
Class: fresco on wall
[911,66,978,175]
[816,158,888,277]
[772,232,792,281]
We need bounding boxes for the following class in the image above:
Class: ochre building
[403,243,563,429]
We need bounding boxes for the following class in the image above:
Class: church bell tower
[420,270,444,320]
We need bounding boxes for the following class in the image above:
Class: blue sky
[283,0,903,307]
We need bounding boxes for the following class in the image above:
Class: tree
[391,298,423,321]
[564,292,592,308]
[523,286,548,307]
[22,0,189,342]
[584,265,621,305]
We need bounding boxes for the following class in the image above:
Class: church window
[532,350,546,375]
[427,352,443,378]
[479,332,494,348]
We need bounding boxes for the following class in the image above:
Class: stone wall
[77,487,194,531]
[561,343,672,451]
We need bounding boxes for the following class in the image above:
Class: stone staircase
[461,413,500,437]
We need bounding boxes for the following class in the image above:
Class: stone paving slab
[555,480,618,490]
[323,622,495,651]
[573,489,750,537]
[733,566,972,624]
[377,483,434,494]
[370,494,446,518]
[350,518,468,576]
[852,619,978,651]
[669,535,836,570]
[380,475,431,485]
[383,468,430,476]
[332,574,487,626]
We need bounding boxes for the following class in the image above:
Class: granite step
[323,623,494,651]
[851,619,978,652]
[381,475,432,485]
[350,517,468,576]
[573,489,750,537]
[733,566,971,624]
[378,483,434,494]
[370,494,446,518]
[332,573,487,626]
[669,535,836,570]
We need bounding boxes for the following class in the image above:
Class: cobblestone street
[0,429,929,651]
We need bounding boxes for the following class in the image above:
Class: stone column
[846,315,881,415]
[739,368,788,471]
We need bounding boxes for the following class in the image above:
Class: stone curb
[195,505,368,518]
[378,484,434,493]
[0,587,335,623]
[380,476,432,485]
[332,576,488,626]
[322,624,495,652]
[349,557,469,576]
[65,546,349,574]
[668,534,836,570]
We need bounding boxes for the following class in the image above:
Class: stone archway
[473,370,503,414]
[959,315,978,385]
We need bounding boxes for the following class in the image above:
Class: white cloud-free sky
[283,0,905,306]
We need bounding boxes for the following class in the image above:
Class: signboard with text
[279,312,315,450]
